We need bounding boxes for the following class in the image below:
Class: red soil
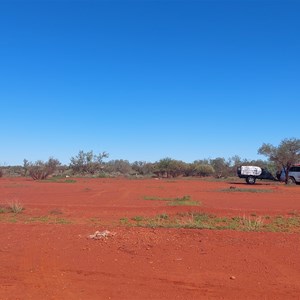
[1,177,300,299]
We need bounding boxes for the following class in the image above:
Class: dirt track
[1,177,300,299]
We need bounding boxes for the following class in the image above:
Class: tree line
[2,154,273,180]
[1,138,299,184]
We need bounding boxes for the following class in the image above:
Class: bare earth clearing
[1,177,300,299]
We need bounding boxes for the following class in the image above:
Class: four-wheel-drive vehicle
[237,166,276,184]
[279,165,300,184]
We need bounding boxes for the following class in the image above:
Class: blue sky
[1,0,299,165]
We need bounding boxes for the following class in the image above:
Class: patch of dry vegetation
[121,212,300,233]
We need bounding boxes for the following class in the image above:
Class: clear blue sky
[1,0,299,165]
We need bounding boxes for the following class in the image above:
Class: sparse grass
[220,188,272,193]
[240,215,265,231]
[0,210,73,224]
[157,213,169,220]
[26,216,72,224]
[64,179,76,183]
[264,216,300,232]
[168,195,200,206]
[0,206,7,213]
[0,206,299,233]
[8,217,17,223]
[97,173,109,178]
[4,184,26,188]
[7,200,24,214]
[26,216,50,223]
[51,175,66,180]
[143,196,173,201]
[131,216,145,222]
[88,217,102,225]
[25,217,71,224]
[41,177,76,183]
[120,217,129,225]
[53,218,72,224]
[41,177,62,183]
[120,212,300,233]
[287,210,299,216]
[146,185,165,190]
[144,195,200,206]
[49,208,63,215]
[195,176,237,183]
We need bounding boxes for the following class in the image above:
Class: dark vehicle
[237,166,276,184]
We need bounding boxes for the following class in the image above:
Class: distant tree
[154,158,186,178]
[105,159,132,175]
[193,159,210,165]
[23,159,30,177]
[27,158,61,180]
[70,150,109,175]
[230,155,243,167]
[210,157,231,178]
[182,162,196,177]
[168,160,186,178]
[131,161,154,176]
[183,159,212,177]
[258,138,300,184]
[194,163,215,177]
[153,158,172,178]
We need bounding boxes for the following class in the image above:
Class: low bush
[27,158,61,180]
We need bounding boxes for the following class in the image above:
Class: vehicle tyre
[246,176,256,184]
[288,177,296,185]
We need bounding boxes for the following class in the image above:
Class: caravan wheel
[246,176,256,184]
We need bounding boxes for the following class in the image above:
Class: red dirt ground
[1,177,300,299]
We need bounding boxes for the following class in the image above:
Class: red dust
[1,177,300,299]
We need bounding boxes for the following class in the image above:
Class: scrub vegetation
[123,212,300,233]
[0,138,298,186]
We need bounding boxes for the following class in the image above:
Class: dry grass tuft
[7,200,24,214]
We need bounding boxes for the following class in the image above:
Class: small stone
[230,276,236,280]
